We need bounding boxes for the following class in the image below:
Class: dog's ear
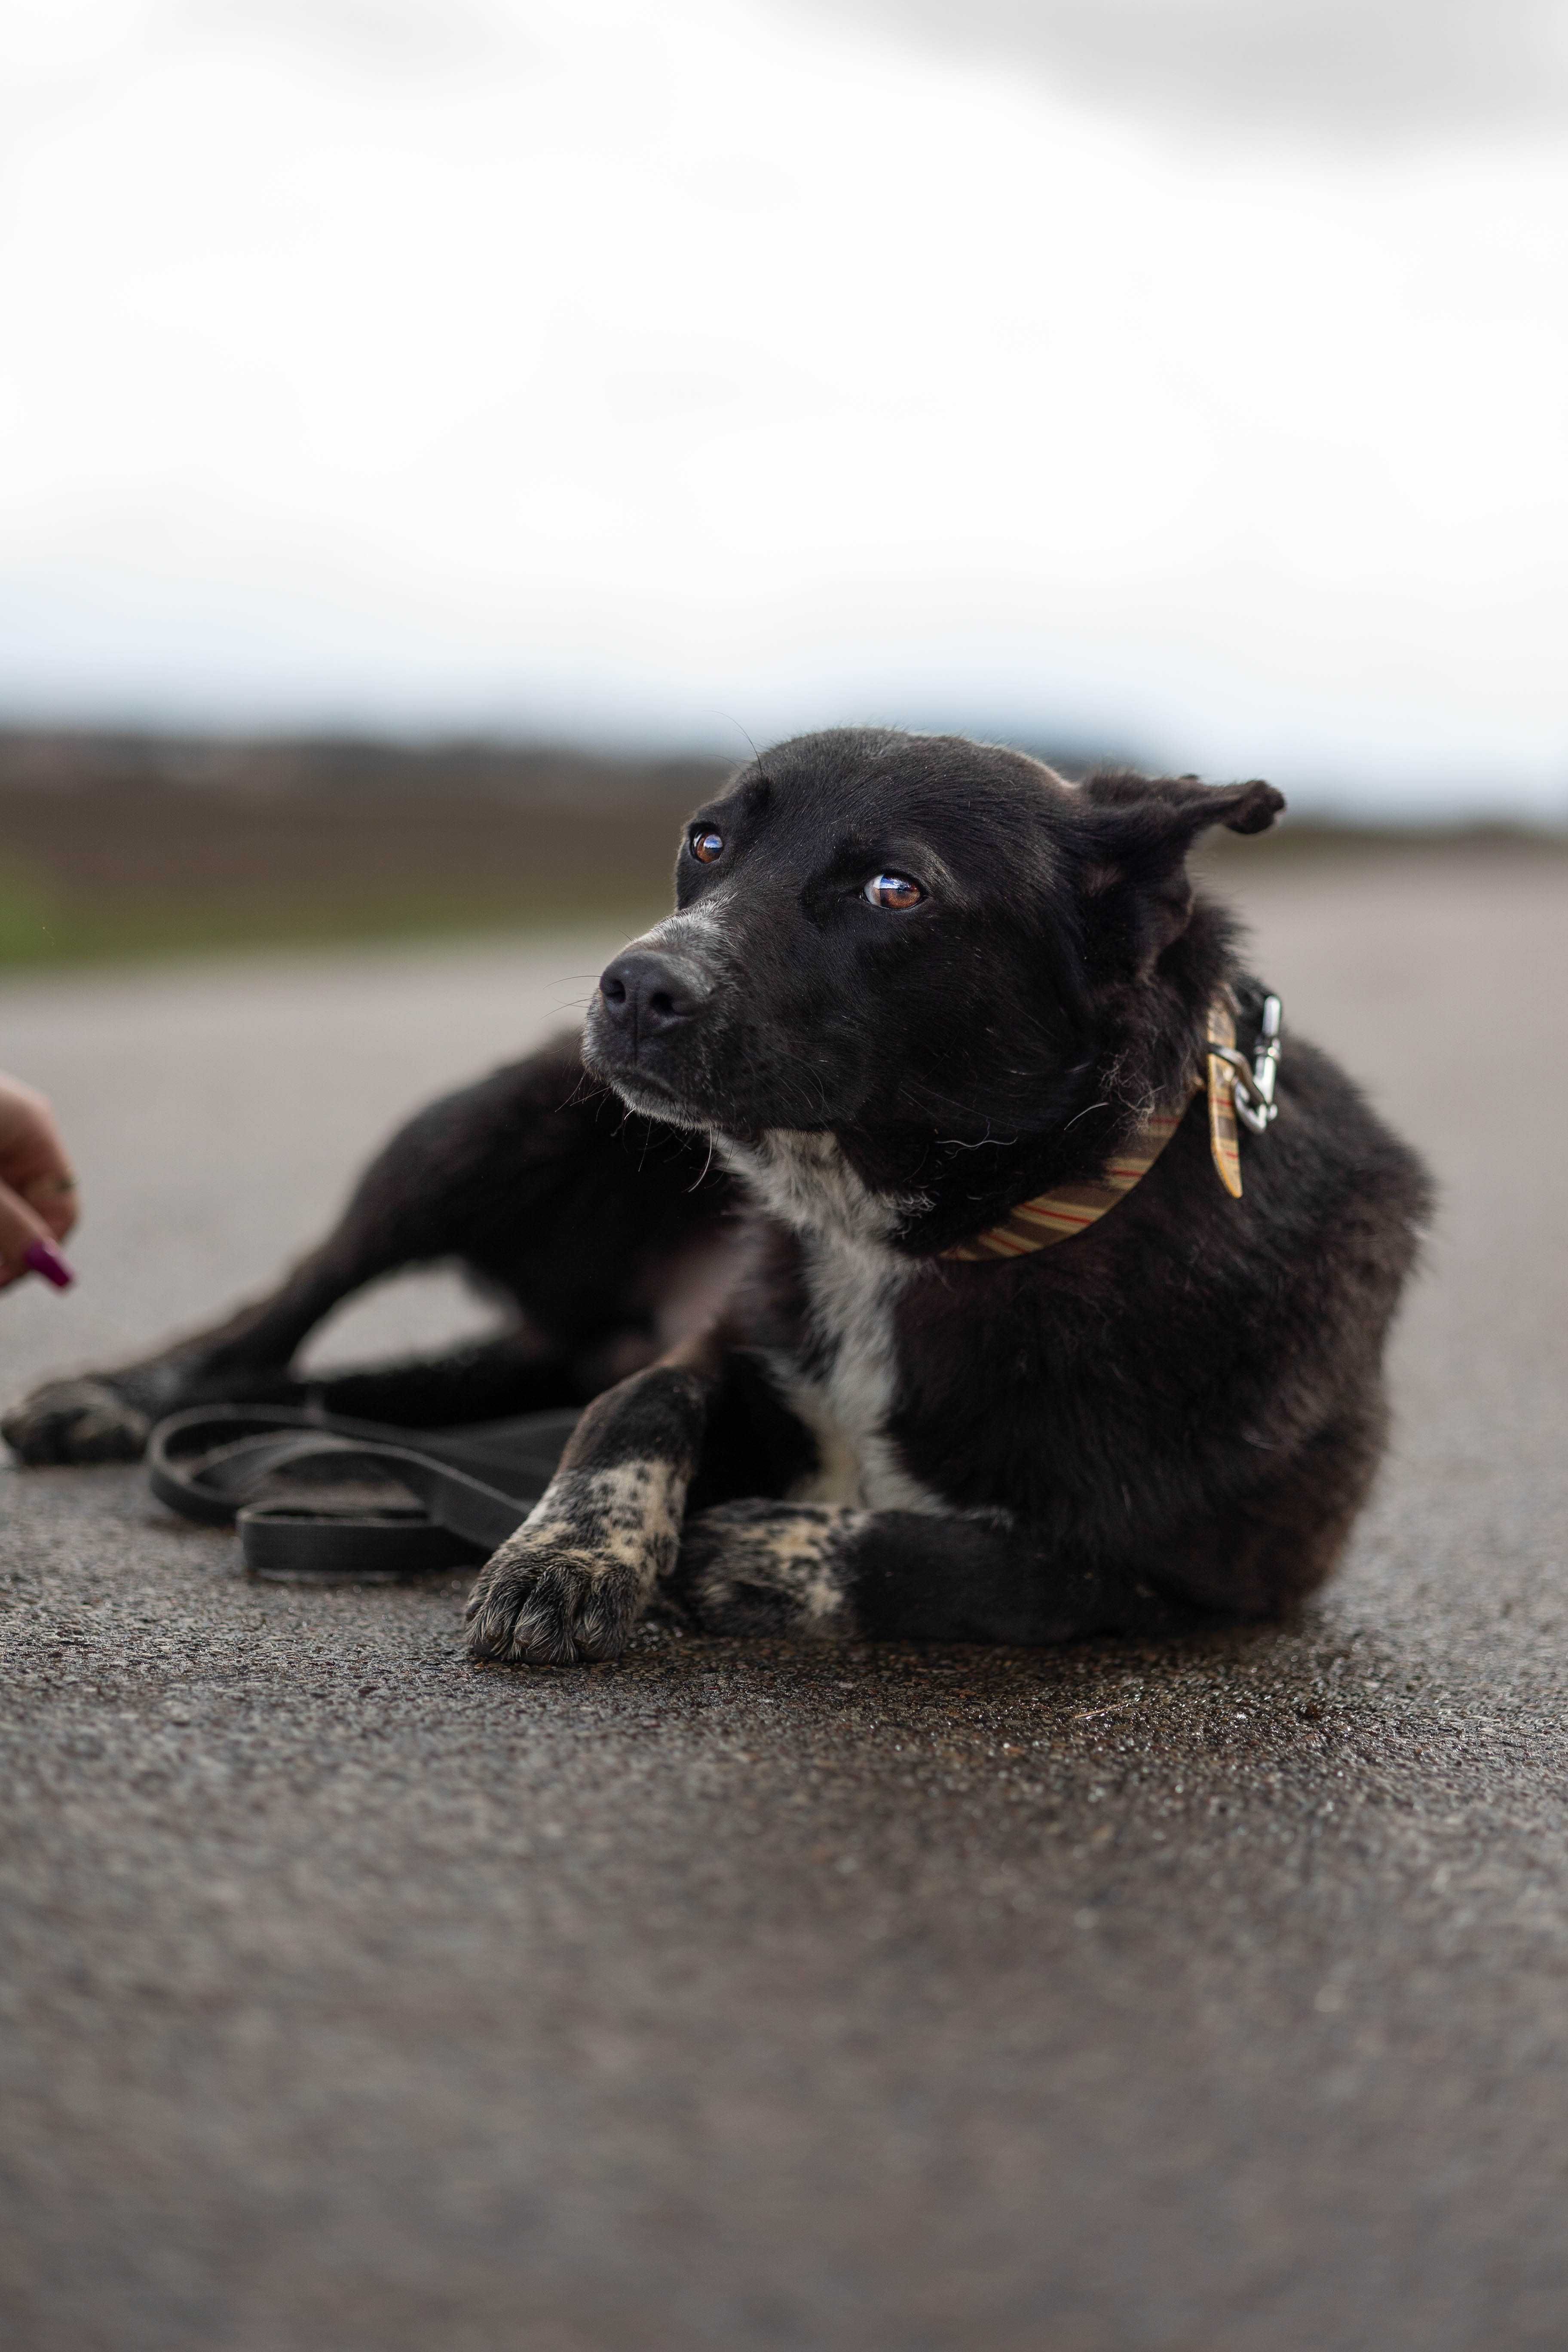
[1075,771,1285,975]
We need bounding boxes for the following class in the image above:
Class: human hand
[0,1075,79,1291]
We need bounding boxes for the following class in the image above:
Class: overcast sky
[3,0,1567,810]
[821,0,1568,141]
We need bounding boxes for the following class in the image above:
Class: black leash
[147,1403,579,1581]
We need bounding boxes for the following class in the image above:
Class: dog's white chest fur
[719,1131,945,1515]
[787,1231,941,1512]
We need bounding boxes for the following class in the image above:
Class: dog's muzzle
[595,946,712,1054]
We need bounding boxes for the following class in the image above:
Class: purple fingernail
[24,1239,74,1290]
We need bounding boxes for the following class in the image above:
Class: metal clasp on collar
[1209,994,1283,1136]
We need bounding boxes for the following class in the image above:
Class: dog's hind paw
[464,1538,646,1667]
[1,1378,153,1466]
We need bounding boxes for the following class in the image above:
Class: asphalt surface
[2,855,1566,2352]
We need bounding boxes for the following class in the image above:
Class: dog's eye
[863,872,924,911]
[689,828,725,864]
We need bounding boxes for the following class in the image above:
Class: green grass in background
[0,857,64,963]
[0,730,1561,973]
[0,867,669,968]
[0,735,711,969]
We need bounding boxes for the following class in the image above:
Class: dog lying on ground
[4,729,1431,1660]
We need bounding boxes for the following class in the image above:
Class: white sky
[3,0,1567,811]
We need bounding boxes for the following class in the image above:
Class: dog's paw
[464,1537,645,1666]
[1,1378,153,1466]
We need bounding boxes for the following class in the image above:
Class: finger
[20,1170,80,1242]
[0,1183,49,1289]
[0,1076,66,1158]
[0,1181,74,1290]
[0,1078,76,1195]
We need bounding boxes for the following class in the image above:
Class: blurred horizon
[4,1,1568,821]
[3,716,1563,977]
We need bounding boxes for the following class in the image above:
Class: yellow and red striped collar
[941,995,1248,1264]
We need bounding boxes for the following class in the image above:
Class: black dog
[4,729,1430,1660]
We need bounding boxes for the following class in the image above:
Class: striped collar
[941,995,1247,1264]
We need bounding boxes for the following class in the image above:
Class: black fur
[5,729,1431,1660]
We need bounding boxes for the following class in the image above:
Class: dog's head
[583,728,1282,1157]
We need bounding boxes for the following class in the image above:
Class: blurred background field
[0,727,1561,975]
[0,731,726,967]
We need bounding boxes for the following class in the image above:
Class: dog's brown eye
[864,872,923,910]
[689,828,725,864]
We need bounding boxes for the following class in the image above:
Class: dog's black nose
[597,949,707,1039]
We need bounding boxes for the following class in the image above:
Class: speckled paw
[0,1378,153,1466]
[463,1540,643,1667]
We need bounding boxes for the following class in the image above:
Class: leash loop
[147,1403,579,1580]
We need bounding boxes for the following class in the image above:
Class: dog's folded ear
[1075,770,1286,975]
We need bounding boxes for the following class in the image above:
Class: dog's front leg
[673,1503,1196,1646]
[464,1357,713,1666]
